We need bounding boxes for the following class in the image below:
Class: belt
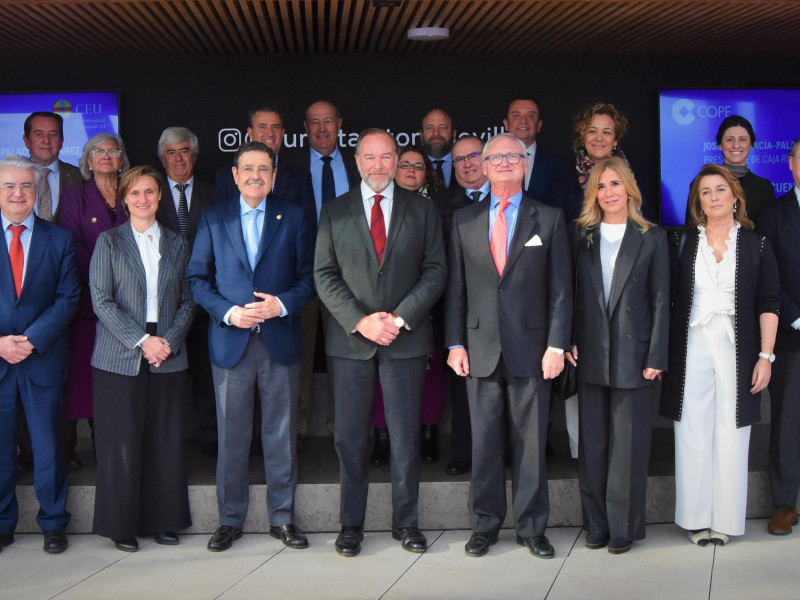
[689,306,735,343]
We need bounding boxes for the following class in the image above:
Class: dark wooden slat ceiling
[1,1,799,57]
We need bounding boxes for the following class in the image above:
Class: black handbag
[552,228,582,401]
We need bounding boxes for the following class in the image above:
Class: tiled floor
[1,519,798,600]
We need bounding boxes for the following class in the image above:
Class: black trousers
[92,361,191,540]
[578,382,653,541]
[769,349,800,509]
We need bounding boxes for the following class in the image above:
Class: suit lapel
[583,228,608,318]
[347,192,379,266]
[117,223,147,290]
[256,194,282,265]
[18,217,51,301]
[0,237,14,303]
[224,199,251,272]
[382,190,407,264]
[501,196,537,280]
[607,221,644,317]
[464,200,498,277]
[784,195,800,240]
[156,225,179,313]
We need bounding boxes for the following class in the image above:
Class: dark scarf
[575,146,630,190]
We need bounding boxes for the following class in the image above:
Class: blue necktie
[246,209,259,269]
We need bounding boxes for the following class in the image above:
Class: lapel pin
[91,217,97,223]
[276,214,282,220]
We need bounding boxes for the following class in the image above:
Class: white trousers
[674,316,750,536]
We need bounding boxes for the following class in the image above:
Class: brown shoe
[768,506,799,535]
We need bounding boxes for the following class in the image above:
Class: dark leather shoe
[517,535,554,558]
[153,532,179,545]
[392,527,427,553]
[0,532,14,552]
[335,526,363,557]
[64,448,83,471]
[114,538,139,552]
[207,526,242,552]
[270,524,309,549]
[43,530,67,554]
[421,424,439,463]
[768,506,798,535]
[585,531,610,549]
[464,531,498,557]
[446,460,471,476]
[370,428,390,467]
[608,537,632,554]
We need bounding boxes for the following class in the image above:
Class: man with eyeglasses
[187,141,315,553]
[22,111,83,223]
[446,133,571,559]
[435,135,490,477]
[503,95,571,219]
[420,109,456,188]
[0,155,80,555]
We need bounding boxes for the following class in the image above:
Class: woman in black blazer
[567,157,669,555]
[90,165,195,552]
[661,164,779,546]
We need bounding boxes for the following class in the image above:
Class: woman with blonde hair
[568,157,669,554]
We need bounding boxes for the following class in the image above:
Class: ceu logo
[218,128,254,152]
[52,100,72,118]
[672,99,695,126]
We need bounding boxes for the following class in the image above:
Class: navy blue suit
[526,148,570,216]
[0,217,79,534]
[187,193,314,527]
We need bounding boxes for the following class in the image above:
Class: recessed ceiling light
[407,27,450,41]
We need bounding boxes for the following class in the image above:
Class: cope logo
[218,128,255,152]
[672,99,695,126]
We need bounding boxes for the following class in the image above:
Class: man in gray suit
[22,111,83,223]
[314,129,446,557]
[446,133,572,559]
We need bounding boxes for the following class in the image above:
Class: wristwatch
[392,313,405,329]
[758,352,776,363]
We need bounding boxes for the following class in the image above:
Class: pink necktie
[491,199,510,275]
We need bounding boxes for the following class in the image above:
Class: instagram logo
[218,128,242,152]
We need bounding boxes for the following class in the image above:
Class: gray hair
[355,128,397,155]
[482,132,527,160]
[79,133,131,179]
[157,126,199,159]
[790,136,800,159]
[0,154,41,176]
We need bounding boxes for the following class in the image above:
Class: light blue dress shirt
[310,147,350,221]
[428,152,453,188]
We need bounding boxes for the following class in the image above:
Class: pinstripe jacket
[89,221,195,375]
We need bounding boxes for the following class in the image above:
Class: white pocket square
[525,235,543,247]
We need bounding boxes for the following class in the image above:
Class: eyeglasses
[90,147,123,158]
[237,166,274,176]
[454,152,482,164]
[484,153,525,166]
[0,183,36,192]
[398,161,425,172]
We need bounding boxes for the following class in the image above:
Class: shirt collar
[465,181,491,197]
[360,180,394,201]
[167,175,193,191]
[490,190,523,210]
[239,195,266,216]
[428,152,452,166]
[2,210,36,231]
[794,185,800,206]
[310,146,342,162]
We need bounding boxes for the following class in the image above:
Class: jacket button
[626,306,632,312]
[625,334,632,340]
[632,277,639,282]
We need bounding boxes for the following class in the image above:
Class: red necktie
[370,194,386,263]
[491,199,510,275]
[9,224,25,297]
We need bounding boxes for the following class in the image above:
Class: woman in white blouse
[568,157,670,554]
[661,164,779,546]
[89,166,195,552]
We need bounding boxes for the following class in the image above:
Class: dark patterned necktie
[432,159,445,188]
[470,191,482,203]
[321,155,336,204]
[176,183,189,236]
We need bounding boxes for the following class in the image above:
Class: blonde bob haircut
[577,157,651,232]
[686,164,754,230]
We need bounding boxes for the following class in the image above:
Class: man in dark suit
[446,133,572,559]
[503,95,571,219]
[22,111,83,223]
[314,129,446,557]
[187,141,315,552]
[297,100,359,441]
[420,109,456,189]
[437,135,490,477]
[0,155,80,554]
[156,126,217,458]
[760,136,800,536]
